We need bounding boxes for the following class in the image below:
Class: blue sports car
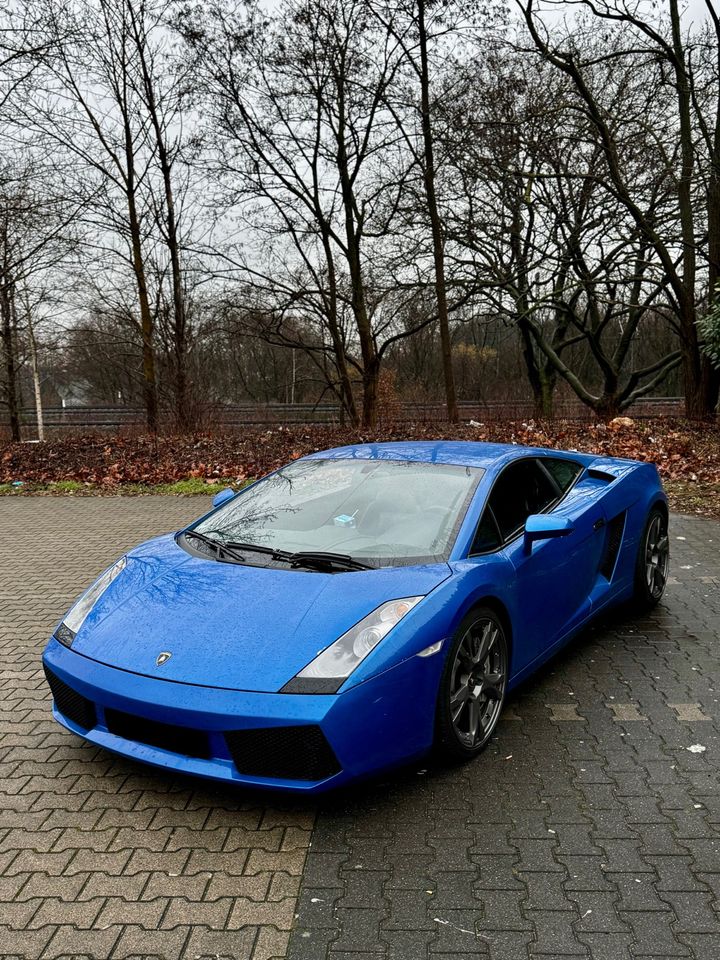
[42,441,669,792]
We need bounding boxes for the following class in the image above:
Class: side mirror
[523,514,574,553]
[212,487,235,509]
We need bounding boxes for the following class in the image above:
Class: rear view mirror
[212,487,235,509]
[523,514,574,553]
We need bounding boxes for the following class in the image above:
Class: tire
[434,605,509,762]
[631,506,669,612]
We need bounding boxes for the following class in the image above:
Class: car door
[474,457,604,672]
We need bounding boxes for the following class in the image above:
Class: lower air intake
[105,708,211,759]
[224,725,341,781]
[43,665,97,731]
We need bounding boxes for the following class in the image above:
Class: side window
[471,508,501,554]
[542,457,582,494]
[488,459,557,542]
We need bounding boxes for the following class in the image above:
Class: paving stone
[479,929,534,960]
[567,891,629,932]
[254,926,291,960]
[677,933,720,959]
[525,910,589,955]
[161,895,233,929]
[183,925,258,959]
[384,928,436,958]
[606,704,647,722]
[329,908,389,953]
[575,932,635,960]
[6,500,720,960]
[40,924,123,959]
[228,896,297,930]
[546,703,585,722]
[520,871,575,911]
[0,496,313,960]
[620,910,692,955]
[658,891,720,933]
[669,704,712,722]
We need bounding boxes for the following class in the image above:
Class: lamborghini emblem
[156,651,172,666]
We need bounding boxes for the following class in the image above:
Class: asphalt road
[1,496,719,959]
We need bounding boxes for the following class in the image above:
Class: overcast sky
[260,0,716,29]
[515,0,715,29]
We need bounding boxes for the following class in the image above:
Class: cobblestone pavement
[288,514,720,960]
[2,499,720,960]
[1,496,312,960]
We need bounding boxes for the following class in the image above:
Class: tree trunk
[0,284,20,442]
[335,54,379,430]
[684,352,720,419]
[362,358,380,430]
[594,395,622,421]
[417,0,458,423]
[320,230,359,427]
[705,53,720,415]
[129,225,157,434]
[537,370,556,419]
[518,316,551,417]
[669,0,712,418]
[124,129,158,434]
[27,310,44,441]
[132,11,190,432]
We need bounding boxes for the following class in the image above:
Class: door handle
[593,518,605,531]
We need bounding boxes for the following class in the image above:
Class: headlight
[281,596,423,694]
[54,556,127,648]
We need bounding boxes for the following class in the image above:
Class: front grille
[224,725,341,781]
[105,708,210,759]
[600,511,626,580]
[43,666,97,731]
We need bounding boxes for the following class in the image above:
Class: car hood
[70,534,451,692]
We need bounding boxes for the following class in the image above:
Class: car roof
[304,440,597,471]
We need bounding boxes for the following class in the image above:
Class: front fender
[342,552,515,690]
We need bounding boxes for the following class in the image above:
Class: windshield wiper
[183,530,247,563]
[227,542,369,571]
[187,535,371,571]
[286,551,373,572]
[225,541,294,561]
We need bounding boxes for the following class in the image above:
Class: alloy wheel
[645,513,669,600]
[449,617,507,748]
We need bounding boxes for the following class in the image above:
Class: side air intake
[588,467,616,483]
[599,512,626,580]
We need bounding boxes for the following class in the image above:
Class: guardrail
[2,397,686,434]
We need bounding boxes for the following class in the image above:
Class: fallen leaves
[0,417,718,512]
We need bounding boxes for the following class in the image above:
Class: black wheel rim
[449,617,507,748]
[645,513,669,600]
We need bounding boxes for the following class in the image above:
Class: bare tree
[368,0,472,421]
[519,0,720,418]
[180,0,431,427]
[0,155,79,441]
[14,0,165,431]
[126,0,198,430]
[441,42,684,417]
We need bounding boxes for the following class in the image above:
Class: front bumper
[42,637,441,792]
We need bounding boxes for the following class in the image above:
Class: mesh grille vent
[43,666,97,731]
[224,725,340,781]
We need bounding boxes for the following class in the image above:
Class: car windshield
[191,458,483,567]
